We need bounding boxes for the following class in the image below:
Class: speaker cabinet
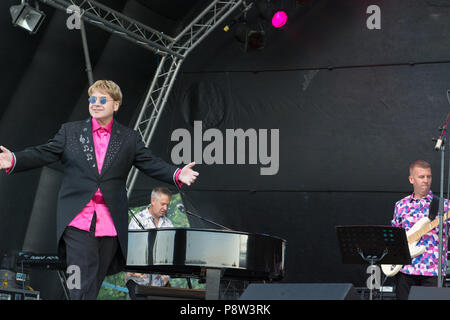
[408,286,450,300]
[239,283,360,300]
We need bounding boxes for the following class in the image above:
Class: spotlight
[10,2,45,34]
[234,22,266,51]
[256,0,288,29]
[271,11,287,28]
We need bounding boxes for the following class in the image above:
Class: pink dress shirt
[68,118,117,237]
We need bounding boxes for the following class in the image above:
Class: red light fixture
[271,10,287,28]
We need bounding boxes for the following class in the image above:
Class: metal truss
[36,0,243,197]
[125,54,184,197]
[126,0,243,197]
[40,0,181,57]
[173,0,244,57]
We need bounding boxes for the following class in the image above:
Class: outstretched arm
[1,125,66,174]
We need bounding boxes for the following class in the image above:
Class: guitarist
[391,160,449,299]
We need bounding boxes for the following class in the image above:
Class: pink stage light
[271,11,287,28]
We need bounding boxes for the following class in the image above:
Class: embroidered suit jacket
[11,118,179,274]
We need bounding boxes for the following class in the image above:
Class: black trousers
[395,272,439,300]
[62,213,119,300]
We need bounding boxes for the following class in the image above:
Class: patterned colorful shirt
[129,206,174,230]
[391,190,449,276]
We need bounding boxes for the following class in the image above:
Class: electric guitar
[381,212,449,277]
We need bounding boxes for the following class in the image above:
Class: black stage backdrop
[0,0,449,298]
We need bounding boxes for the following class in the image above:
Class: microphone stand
[176,185,233,231]
[437,140,445,287]
[435,110,450,287]
[128,207,146,230]
[179,205,232,231]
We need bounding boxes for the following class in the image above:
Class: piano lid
[126,228,286,281]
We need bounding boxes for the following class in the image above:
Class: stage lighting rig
[10,1,46,34]
[224,0,291,51]
[234,22,266,51]
[223,0,254,32]
[223,1,266,51]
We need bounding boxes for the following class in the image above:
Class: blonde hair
[88,80,122,106]
[409,160,431,175]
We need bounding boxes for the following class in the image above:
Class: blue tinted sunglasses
[88,96,115,104]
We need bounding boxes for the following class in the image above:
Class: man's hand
[0,146,13,170]
[178,162,199,186]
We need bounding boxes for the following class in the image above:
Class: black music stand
[335,225,411,300]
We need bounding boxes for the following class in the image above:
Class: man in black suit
[0,80,199,299]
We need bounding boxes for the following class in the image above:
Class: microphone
[435,137,443,151]
[434,108,450,151]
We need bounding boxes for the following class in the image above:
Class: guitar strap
[428,195,440,221]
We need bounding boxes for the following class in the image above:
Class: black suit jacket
[11,118,179,274]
